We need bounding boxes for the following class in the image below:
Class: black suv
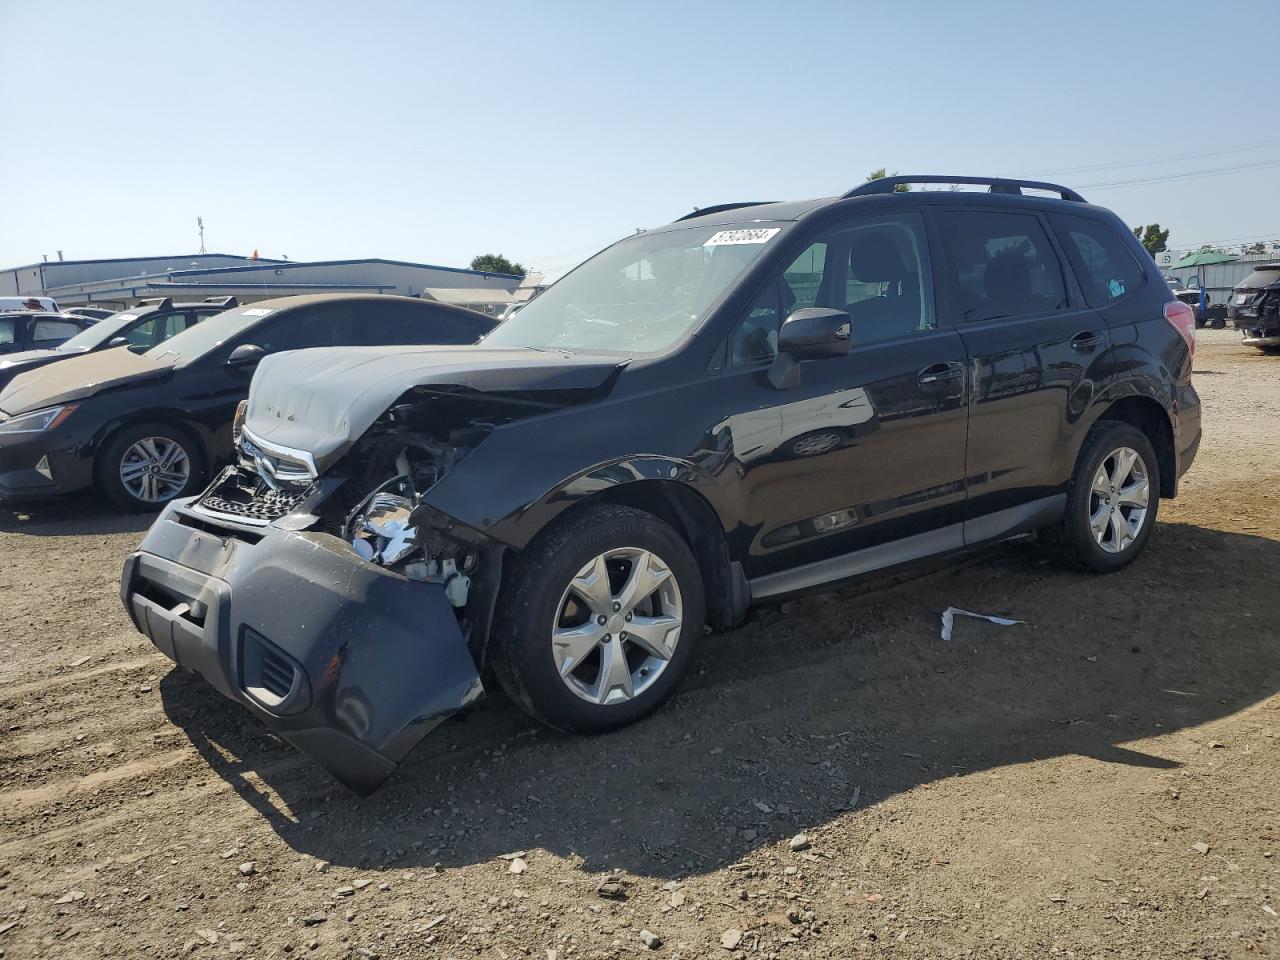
[1227,263,1280,351]
[0,294,493,509]
[122,176,1201,792]
[0,297,237,393]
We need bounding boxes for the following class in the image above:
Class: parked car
[122,175,1201,793]
[0,296,59,312]
[0,311,96,356]
[0,297,238,393]
[0,294,494,509]
[63,306,118,321]
[1227,264,1280,351]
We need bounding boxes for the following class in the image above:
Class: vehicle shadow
[159,521,1280,880]
[0,494,154,537]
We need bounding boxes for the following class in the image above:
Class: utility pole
[197,216,207,255]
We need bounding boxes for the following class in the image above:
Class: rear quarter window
[1051,213,1147,307]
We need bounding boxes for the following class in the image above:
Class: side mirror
[226,343,265,367]
[768,308,851,389]
[107,336,129,348]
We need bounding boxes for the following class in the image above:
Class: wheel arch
[1094,396,1176,498]
[515,474,748,631]
[91,411,212,489]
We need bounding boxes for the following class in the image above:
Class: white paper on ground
[940,607,1026,642]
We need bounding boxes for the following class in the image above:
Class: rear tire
[491,504,705,734]
[1043,420,1159,573]
[98,421,205,512]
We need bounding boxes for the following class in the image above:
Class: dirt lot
[1,328,1278,960]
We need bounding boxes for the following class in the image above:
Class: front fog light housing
[35,455,52,480]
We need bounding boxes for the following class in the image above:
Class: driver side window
[728,243,827,366]
[727,213,935,366]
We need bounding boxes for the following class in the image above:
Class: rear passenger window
[1052,213,1146,306]
[31,319,81,342]
[0,318,15,345]
[941,210,1068,322]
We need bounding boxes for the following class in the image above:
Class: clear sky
[2,0,1276,276]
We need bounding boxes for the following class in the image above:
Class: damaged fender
[122,500,483,793]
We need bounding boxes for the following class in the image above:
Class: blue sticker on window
[1107,278,1125,299]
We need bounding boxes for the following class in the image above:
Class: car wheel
[491,504,706,734]
[789,430,844,457]
[1043,420,1159,573]
[99,421,205,512]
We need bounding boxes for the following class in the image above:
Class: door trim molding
[748,494,1065,601]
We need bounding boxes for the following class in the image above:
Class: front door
[713,210,970,589]
[932,206,1109,532]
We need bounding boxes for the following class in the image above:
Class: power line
[1024,138,1280,177]
[1082,157,1280,190]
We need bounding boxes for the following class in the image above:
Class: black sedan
[0,294,494,510]
[0,297,238,393]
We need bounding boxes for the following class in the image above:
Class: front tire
[491,504,705,734]
[98,421,205,512]
[1043,420,1159,573]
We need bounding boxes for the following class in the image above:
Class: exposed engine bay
[192,386,583,615]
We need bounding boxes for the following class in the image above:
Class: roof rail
[138,297,173,310]
[674,201,777,222]
[843,176,1085,203]
[203,296,239,307]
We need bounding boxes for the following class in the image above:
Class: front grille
[194,467,312,524]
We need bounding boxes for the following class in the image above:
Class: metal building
[0,254,522,311]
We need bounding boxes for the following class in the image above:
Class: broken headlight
[346,482,473,608]
[350,492,417,565]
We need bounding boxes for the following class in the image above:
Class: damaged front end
[121,400,528,794]
[123,346,624,792]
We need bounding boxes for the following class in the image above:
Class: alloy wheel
[119,437,191,504]
[1088,446,1149,554]
[551,547,684,706]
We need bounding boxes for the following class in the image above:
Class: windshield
[1237,269,1280,290]
[55,309,139,352]
[484,223,787,353]
[144,304,271,362]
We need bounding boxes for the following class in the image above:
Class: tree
[1131,224,1170,254]
[1243,241,1267,255]
[865,168,911,192]
[470,254,525,277]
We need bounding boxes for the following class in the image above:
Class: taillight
[1163,300,1196,359]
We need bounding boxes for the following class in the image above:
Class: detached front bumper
[121,499,483,793]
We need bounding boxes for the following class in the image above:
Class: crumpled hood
[0,347,174,415]
[244,345,626,472]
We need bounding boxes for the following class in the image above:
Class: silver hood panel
[243,345,625,473]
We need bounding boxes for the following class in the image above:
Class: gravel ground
[1,328,1278,960]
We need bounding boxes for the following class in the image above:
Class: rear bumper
[121,499,483,793]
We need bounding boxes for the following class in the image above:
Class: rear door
[29,316,87,350]
[934,206,1107,533]
[0,315,23,354]
[714,210,971,588]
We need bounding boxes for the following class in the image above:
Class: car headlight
[0,404,78,434]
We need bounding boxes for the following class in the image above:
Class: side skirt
[748,494,1065,602]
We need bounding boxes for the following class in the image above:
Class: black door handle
[918,361,964,386]
[1071,331,1104,352]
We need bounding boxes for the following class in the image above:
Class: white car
[0,296,59,313]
